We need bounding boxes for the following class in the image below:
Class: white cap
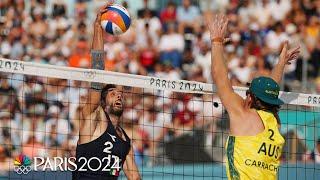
[33,7,43,15]
[1,42,11,55]
[225,44,235,53]
[249,23,259,31]
[32,83,43,93]
[48,105,60,115]
[231,33,241,42]
[57,18,69,29]
[286,24,297,35]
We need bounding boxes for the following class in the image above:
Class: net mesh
[0,58,320,179]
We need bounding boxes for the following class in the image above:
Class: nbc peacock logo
[13,154,32,175]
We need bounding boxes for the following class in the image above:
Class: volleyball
[100,4,131,35]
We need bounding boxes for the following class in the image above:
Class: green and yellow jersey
[226,110,285,180]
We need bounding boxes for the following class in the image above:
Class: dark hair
[101,84,116,109]
[167,1,176,7]
[248,91,281,125]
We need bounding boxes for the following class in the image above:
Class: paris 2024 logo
[14,154,32,175]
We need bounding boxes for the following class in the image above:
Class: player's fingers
[221,18,229,33]
[289,46,301,55]
[281,40,288,52]
[101,0,114,10]
[99,9,109,15]
[290,54,299,60]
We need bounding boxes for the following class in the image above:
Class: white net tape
[0,57,319,107]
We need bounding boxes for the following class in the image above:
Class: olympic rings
[83,70,96,79]
[14,165,32,175]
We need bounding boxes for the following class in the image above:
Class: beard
[109,105,124,117]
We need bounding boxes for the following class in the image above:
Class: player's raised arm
[207,14,245,115]
[82,3,111,119]
[270,41,300,84]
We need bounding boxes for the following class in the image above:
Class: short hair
[101,84,116,108]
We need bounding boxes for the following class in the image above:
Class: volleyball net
[0,57,320,179]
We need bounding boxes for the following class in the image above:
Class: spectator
[137,0,157,18]
[68,39,90,68]
[251,0,271,28]
[173,95,196,136]
[21,104,46,144]
[0,112,20,155]
[136,9,162,49]
[160,1,176,31]
[267,0,291,22]
[45,105,70,146]
[123,110,148,167]
[265,22,289,53]
[139,35,158,72]
[29,7,48,38]
[195,41,211,82]
[176,0,201,34]
[159,23,184,68]
[0,74,19,115]
[22,136,46,158]
[139,107,170,166]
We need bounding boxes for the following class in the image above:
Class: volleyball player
[207,15,300,179]
[73,2,140,180]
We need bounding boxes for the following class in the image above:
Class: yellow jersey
[225,110,285,180]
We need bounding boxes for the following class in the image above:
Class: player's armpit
[123,146,141,180]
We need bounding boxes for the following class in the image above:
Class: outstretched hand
[206,14,229,44]
[94,0,114,26]
[279,41,300,65]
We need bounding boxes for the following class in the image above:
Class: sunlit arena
[0,0,320,180]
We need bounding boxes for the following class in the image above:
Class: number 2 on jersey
[104,141,113,153]
[268,129,275,141]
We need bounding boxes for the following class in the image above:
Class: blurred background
[0,0,320,178]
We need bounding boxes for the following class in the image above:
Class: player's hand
[206,14,229,44]
[279,41,300,65]
[94,0,114,27]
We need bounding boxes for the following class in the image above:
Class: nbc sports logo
[13,154,32,175]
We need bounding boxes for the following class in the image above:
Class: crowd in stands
[0,0,320,173]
